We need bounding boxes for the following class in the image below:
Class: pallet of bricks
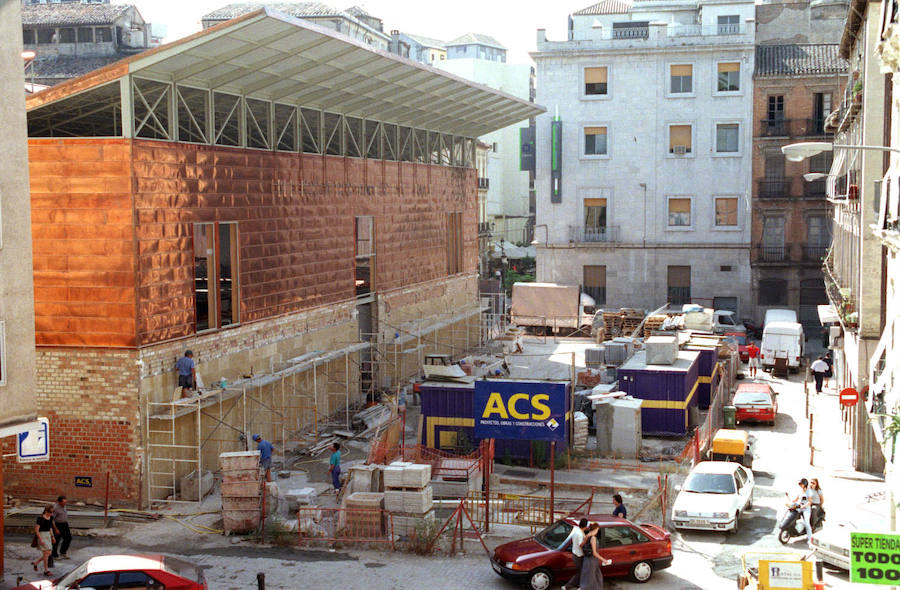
[219,451,262,535]
[383,461,434,538]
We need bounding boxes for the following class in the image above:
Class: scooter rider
[787,478,813,543]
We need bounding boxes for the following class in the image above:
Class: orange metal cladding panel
[28,139,138,348]
[130,141,477,347]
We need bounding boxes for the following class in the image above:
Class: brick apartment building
[7,9,539,504]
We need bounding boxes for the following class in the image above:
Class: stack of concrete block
[345,492,385,536]
[219,451,262,535]
[573,411,589,450]
[383,461,434,536]
[645,335,678,365]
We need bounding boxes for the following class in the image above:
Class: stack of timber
[344,492,385,536]
[642,315,668,338]
[383,462,434,536]
[351,404,392,434]
[621,308,645,336]
[601,312,624,338]
[219,451,262,535]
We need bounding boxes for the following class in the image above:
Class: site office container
[616,350,701,436]
[418,379,570,461]
[684,343,719,409]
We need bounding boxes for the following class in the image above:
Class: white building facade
[532,0,755,313]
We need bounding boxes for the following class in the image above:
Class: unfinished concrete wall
[756,1,849,45]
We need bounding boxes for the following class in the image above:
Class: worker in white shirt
[811,356,829,394]
[559,518,589,590]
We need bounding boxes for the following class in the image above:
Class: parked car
[490,515,672,589]
[811,522,853,570]
[724,332,750,362]
[671,461,754,533]
[713,310,746,335]
[14,554,207,590]
[733,382,778,426]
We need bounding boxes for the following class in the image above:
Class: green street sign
[851,532,900,584]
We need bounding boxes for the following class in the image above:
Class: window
[759,279,788,305]
[0,321,6,386]
[59,27,76,43]
[96,27,112,42]
[584,197,608,241]
[584,126,607,155]
[717,62,740,91]
[447,211,463,275]
[584,67,608,96]
[193,222,240,332]
[670,64,693,94]
[37,29,54,44]
[807,216,832,247]
[356,216,375,297]
[667,266,691,305]
[715,197,738,226]
[813,92,832,133]
[77,27,93,43]
[716,123,739,153]
[536,521,573,548]
[669,124,691,153]
[22,29,35,44]
[717,14,740,34]
[668,197,692,227]
[602,525,648,547]
[77,573,116,590]
[767,95,784,121]
[760,216,786,261]
[117,572,150,588]
[809,151,833,174]
[583,265,606,305]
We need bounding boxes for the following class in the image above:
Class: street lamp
[782,141,900,162]
[803,173,830,182]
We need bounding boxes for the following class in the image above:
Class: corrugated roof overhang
[26,8,543,137]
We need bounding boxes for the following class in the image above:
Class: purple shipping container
[683,344,719,408]
[418,380,570,461]
[616,350,701,436]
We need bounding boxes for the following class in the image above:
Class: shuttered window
[670,64,693,93]
[584,126,608,155]
[669,124,692,153]
[668,198,691,226]
[717,62,740,92]
[585,67,608,95]
[715,197,738,226]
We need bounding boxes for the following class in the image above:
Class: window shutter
[585,67,607,83]
[671,64,692,77]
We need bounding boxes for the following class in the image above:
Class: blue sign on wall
[474,380,567,442]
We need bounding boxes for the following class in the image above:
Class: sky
[119,0,591,65]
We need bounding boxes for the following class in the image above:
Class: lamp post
[782,141,900,161]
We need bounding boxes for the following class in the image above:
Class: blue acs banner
[474,380,567,442]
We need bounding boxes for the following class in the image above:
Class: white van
[764,309,798,326]
[761,321,805,370]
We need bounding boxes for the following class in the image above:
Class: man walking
[559,518,588,590]
[811,356,828,394]
[747,341,761,378]
[175,350,196,391]
[252,434,273,482]
[50,495,72,561]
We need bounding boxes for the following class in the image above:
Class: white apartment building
[436,47,535,246]
[532,0,755,314]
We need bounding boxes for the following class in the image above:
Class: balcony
[758,179,792,199]
[835,82,863,133]
[613,26,648,39]
[667,287,691,306]
[759,118,791,137]
[803,179,827,199]
[801,118,829,137]
[478,221,493,236]
[823,253,858,331]
[477,177,489,190]
[754,243,789,263]
[569,225,621,243]
[802,244,828,262]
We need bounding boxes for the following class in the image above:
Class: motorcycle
[777,495,825,544]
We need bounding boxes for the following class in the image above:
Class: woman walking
[32,505,55,576]
[808,478,825,528]
[579,523,612,590]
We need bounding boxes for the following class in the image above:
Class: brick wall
[3,348,141,504]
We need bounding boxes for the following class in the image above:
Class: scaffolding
[146,342,368,503]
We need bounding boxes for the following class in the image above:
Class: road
[4,370,865,589]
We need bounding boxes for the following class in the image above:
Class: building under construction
[6,8,541,505]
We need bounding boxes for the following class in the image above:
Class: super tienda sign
[474,380,568,442]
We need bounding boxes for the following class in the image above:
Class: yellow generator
[711,429,753,468]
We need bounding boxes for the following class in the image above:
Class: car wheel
[527,568,553,590]
[630,560,654,583]
[730,511,740,534]
[746,493,753,510]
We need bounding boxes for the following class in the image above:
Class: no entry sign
[851,532,900,584]
[840,388,859,407]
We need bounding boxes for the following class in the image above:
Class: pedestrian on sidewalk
[747,342,761,378]
[612,494,627,519]
[32,505,55,576]
[252,434,273,482]
[823,351,833,390]
[811,357,828,394]
[808,478,825,528]
[50,495,72,561]
[175,350,196,391]
[559,518,588,590]
[580,523,612,590]
[329,442,342,493]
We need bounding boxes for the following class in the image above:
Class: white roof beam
[170,28,301,82]
[241,48,377,97]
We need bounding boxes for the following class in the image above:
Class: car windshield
[534,520,573,549]
[56,563,89,589]
[734,391,771,405]
[733,335,747,345]
[164,556,203,582]
[684,473,736,494]
[719,315,736,325]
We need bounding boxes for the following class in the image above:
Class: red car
[491,515,672,589]
[733,382,778,425]
[14,554,207,590]
[724,332,750,362]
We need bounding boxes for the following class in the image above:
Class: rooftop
[202,2,343,20]
[755,44,847,77]
[403,32,446,49]
[445,32,506,49]
[21,3,133,27]
[27,53,137,83]
[573,0,635,15]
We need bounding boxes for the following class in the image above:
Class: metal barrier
[297,507,395,549]
[368,443,483,481]
[463,491,598,529]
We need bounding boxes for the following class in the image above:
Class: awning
[817,304,840,324]
[26,8,543,138]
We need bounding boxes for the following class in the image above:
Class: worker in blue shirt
[329,442,342,493]
[252,434,273,482]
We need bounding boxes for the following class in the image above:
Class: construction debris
[4,508,118,529]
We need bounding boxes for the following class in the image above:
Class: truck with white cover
[764,309,798,326]
[761,321,805,370]
[510,282,595,333]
